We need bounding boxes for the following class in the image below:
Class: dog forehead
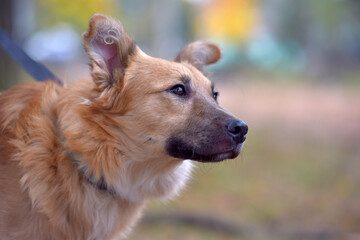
[180,62,212,89]
[128,55,212,89]
[126,54,211,91]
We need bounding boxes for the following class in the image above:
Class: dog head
[81,14,247,165]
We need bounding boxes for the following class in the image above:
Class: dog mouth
[166,136,245,163]
[186,143,244,163]
[189,150,239,162]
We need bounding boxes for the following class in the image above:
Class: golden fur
[0,14,246,239]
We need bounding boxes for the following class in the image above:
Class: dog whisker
[79,97,93,105]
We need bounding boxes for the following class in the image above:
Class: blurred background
[1,0,360,239]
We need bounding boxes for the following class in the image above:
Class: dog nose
[226,119,248,143]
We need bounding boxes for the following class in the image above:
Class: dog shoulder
[0,81,60,134]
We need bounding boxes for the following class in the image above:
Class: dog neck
[69,152,116,194]
[68,149,194,202]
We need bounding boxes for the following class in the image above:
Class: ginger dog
[0,14,248,239]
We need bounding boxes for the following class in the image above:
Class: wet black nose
[227,119,248,143]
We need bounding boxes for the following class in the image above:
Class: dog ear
[175,41,221,72]
[83,14,136,90]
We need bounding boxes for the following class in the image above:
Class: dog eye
[213,92,219,101]
[170,84,186,96]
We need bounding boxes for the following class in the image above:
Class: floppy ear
[83,14,135,90]
[175,41,222,72]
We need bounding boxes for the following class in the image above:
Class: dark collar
[70,152,116,195]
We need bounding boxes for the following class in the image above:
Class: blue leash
[0,27,62,86]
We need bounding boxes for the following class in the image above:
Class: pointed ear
[83,14,136,90]
[175,41,222,72]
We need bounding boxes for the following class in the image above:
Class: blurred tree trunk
[0,0,17,90]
